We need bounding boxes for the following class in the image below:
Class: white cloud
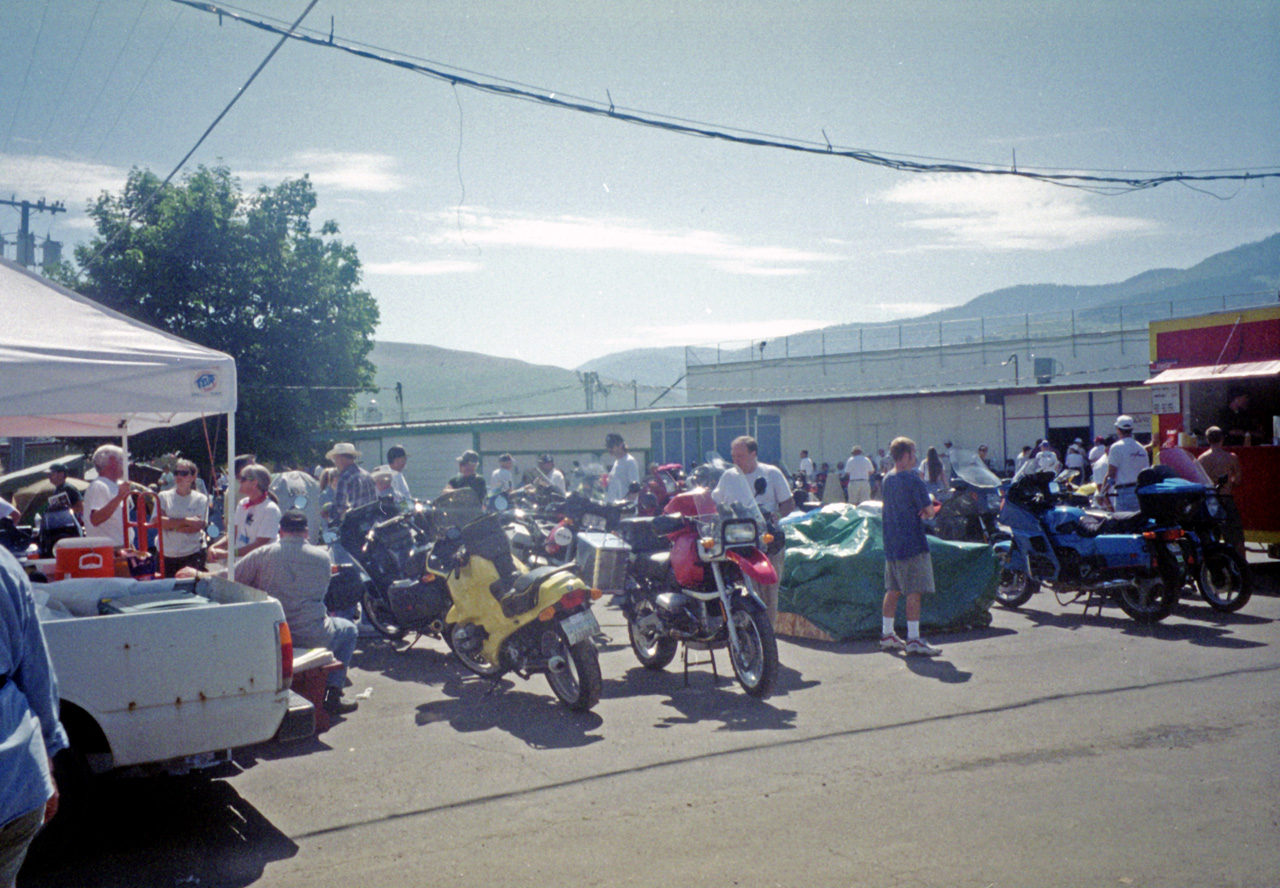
[0,153,129,206]
[417,209,840,276]
[364,259,481,275]
[880,173,1157,250]
[241,151,404,193]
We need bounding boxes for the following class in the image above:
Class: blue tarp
[778,503,998,641]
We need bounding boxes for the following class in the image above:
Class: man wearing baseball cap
[1103,415,1149,512]
[443,450,487,504]
[235,510,359,715]
[534,453,566,494]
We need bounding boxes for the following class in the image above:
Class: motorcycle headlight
[722,519,758,546]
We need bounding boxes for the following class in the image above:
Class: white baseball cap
[1115,415,1135,431]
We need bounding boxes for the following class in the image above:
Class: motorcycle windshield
[570,463,610,504]
[949,450,1000,487]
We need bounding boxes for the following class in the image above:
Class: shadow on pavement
[601,663,801,732]
[21,775,295,888]
[412,670,605,749]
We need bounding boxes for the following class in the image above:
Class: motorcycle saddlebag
[388,579,451,622]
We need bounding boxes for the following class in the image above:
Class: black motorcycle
[328,496,452,641]
[927,450,1005,544]
[1133,466,1251,613]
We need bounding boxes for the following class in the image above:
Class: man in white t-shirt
[798,450,815,481]
[533,453,567,494]
[208,464,281,562]
[82,444,135,550]
[605,433,640,502]
[159,458,209,577]
[1103,415,1149,512]
[489,454,517,493]
[713,435,795,624]
[843,447,876,505]
[1065,438,1088,476]
[1087,436,1108,465]
[386,445,412,502]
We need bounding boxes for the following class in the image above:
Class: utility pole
[1,196,65,472]
[1,196,66,267]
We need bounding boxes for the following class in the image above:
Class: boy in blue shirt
[879,437,943,656]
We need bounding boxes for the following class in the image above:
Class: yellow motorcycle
[426,509,604,711]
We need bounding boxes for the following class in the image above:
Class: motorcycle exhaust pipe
[547,655,568,674]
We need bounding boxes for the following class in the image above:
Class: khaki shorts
[884,551,935,595]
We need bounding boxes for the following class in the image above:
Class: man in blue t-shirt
[879,437,944,657]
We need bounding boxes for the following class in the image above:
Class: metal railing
[686,291,1278,366]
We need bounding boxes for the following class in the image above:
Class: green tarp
[778,504,997,641]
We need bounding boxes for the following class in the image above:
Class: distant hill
[584,231,1280,372]
[355,341,676,423]
[575,346,690,392]
[363,233,1278,419]
[901,232,1280,324]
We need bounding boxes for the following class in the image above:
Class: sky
[3,0,1278,370]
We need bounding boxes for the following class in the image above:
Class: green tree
[62,165,379,466]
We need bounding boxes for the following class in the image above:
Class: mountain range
[362,232,1278,420]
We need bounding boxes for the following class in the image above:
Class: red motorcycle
[618,461,780,697]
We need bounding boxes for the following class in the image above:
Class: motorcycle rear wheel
[627,607,678,670]
[1197,543,1252,613]
[545,637,602,711]
[728,603,778,699]
[361,591,409,641]
[1116,577,1178,624]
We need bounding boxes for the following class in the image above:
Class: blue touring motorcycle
[992,468,1185,623]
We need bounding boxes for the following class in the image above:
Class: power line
[74,0,320,279]
[171,0,1280,196]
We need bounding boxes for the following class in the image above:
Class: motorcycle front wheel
[449,623,503,677]
[545,636,602,711]
[995,566,1038,609]
[361,590,409,641]
[728,602,778,699]
[1197,543,1252,613]
[627,605,678,670]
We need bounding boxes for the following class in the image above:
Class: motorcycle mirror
[493,494,510,512]
[754,477,768,496]
[293,494,308,510]
[321,529,338,544]
[445,526,462,541]
[1048,482,1060,494]
[207,522,221,539]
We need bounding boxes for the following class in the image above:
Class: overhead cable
[75,0,320,279]
[171,0,1280,196]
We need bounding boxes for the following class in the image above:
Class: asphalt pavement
[22,558,1280,888]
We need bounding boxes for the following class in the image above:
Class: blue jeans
[325,617,358,688]
[1115,486,1140,513]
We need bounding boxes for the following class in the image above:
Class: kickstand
[402,631,424,652]
[681,644,718,688]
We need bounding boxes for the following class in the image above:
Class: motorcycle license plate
[561,610,600,646]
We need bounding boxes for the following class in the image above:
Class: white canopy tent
[1,256,241,565]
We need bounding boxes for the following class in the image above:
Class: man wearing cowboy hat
[327,442,376,524]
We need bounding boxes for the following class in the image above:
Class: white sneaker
[879,633,906,652]
[905,637,942,657]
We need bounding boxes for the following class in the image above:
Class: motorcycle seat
[1075,510,1148,537]
[494,563,576,618]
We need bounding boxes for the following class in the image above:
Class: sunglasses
[174,470,194,476]
[239,475,255,483]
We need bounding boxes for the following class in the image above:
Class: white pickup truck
[35,573,312,777]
